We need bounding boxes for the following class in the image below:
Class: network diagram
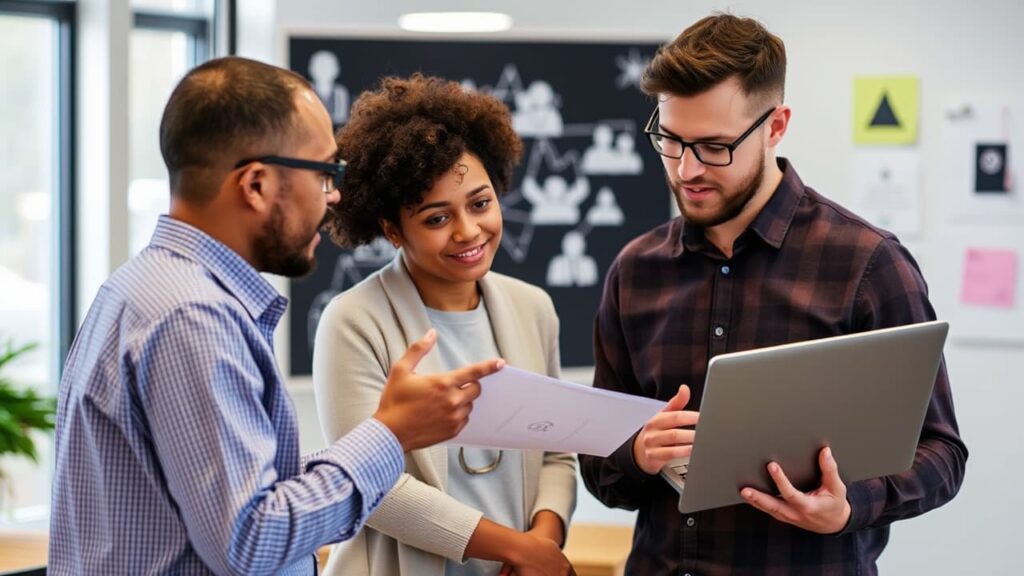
[468,62,643,287]
[303,50,652,351]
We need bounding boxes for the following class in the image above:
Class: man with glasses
[50,56,504,575]
[579,14,966,575]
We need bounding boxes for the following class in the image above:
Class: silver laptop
[661,320,948,514]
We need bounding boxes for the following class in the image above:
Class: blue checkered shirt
[49,216,404,575]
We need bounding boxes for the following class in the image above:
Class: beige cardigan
[312,254,577,576]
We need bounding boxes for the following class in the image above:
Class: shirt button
[721,265,731,275]
[714,326,725,337]
[686,516,695,527]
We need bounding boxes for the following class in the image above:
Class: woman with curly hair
[312,74,577,576]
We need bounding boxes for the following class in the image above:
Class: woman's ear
[379,218,401,248]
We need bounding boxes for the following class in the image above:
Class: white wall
[265,1,1023,573]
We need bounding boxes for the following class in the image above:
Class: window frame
[0,0,78,373]
[132,8,212,66]
[125,4,221,258]
[0,0,75,528]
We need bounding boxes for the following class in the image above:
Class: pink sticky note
[960,248,1018,309]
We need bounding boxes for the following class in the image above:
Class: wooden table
[316,523,635,575]
[563,523,634,576]
[4,525,633,575]
[0,529,47,575]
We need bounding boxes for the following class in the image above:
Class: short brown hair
[326,74,522,248]
[642,13,786,106]
[159,56,311,201]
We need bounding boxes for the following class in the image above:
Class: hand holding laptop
[740,446,853,534]
[634,385,700,475]
[657,322,948,516]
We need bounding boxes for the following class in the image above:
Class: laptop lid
[673,320,948,513]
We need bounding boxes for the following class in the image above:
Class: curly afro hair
[326,74,523,248]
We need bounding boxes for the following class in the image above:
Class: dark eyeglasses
[643,107,776,167]
[234,155,346,193]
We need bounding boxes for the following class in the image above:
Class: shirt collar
[148,215,287,327]
[676,157,805,255]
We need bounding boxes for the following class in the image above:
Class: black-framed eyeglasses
[234,155,346,193]
[644,107,776,167]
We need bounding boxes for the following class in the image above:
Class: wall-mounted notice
[960,248,1017,309]
[851,149,921,237]
[853,75,919,145]
[937,227,1024,344]
[942,99,1024,224]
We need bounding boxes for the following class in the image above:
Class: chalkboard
[287,34,669,375]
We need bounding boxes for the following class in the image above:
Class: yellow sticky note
[853,76,919,145]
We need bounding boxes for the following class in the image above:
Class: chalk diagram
[471,62,639,281]
[304,51,652,353]
[308,50,351,125]
[306,238,397,346]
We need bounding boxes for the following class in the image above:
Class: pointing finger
[446,358,506,387]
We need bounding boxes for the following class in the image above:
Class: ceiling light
[398,12,513,33]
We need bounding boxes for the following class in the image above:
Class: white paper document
[851,149,922,237]
[450,366,666,456]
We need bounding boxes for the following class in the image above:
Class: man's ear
[766,105,792,148]
[237,162,274,213]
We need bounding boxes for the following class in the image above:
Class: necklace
[458,447,503,475]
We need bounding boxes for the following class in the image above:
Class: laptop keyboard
[667,456,691,479]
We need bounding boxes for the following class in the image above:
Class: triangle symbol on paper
[869,92,901,127]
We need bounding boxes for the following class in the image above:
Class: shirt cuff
[610,430,656,485]
[840,477,886,535]
[306,418,405,514]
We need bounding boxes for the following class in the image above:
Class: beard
[253,199,319,278]
[669,147,766,229]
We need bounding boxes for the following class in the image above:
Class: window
[0,0,75,524]
[129,0,218,254]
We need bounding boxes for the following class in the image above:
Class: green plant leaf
[0,341,38,368]
[0,339,54,463]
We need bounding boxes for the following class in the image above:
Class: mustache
[669,175,716,189]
